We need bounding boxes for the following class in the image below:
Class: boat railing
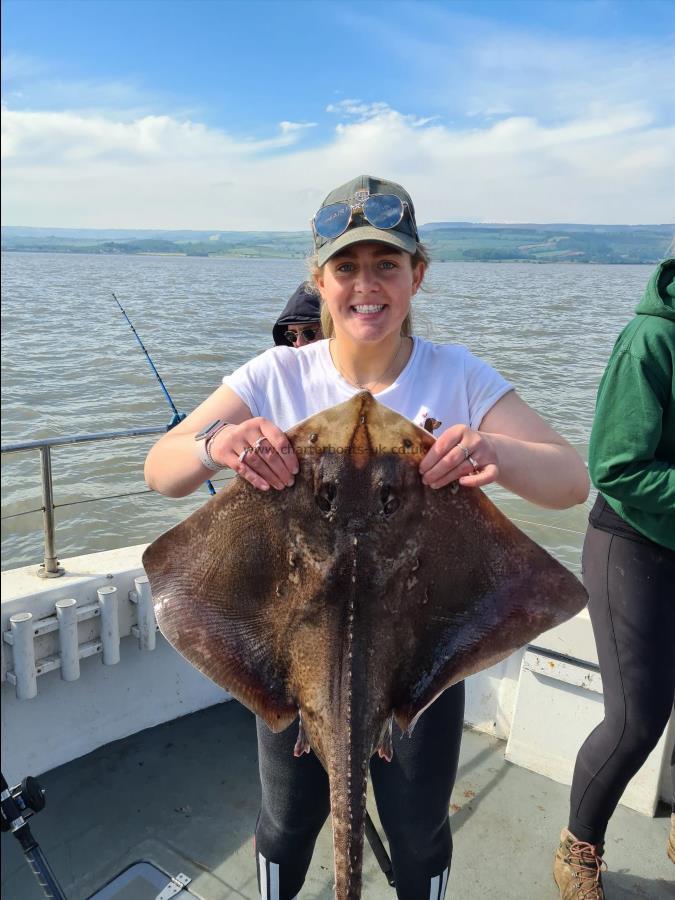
[1,426,170,578]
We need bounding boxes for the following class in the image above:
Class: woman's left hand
[419,424,499,490]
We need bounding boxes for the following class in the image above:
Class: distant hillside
[0,227,312,259]
[422,222,671,233]
[418,223,674,263]
[2,223,673,264]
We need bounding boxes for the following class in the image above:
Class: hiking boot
[553,828,606,900]
[668,813,675,864]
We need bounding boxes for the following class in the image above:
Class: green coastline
[2,223,673,264]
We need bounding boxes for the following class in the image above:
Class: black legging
[569,499,675,845]
[255,681,465,900]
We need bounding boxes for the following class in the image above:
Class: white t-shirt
[223,337,513,437]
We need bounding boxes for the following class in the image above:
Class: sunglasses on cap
[312,190,418,242]
[284,327,320,344]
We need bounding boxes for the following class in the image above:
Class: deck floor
[2,700,673,899]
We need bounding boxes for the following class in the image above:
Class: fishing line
[111,292,216,496]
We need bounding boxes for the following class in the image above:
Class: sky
[2,0,674,229]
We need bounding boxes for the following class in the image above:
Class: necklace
[332,336,405,391]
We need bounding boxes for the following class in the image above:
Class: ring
[253,436,266,451]
[468,455,480,473]
[458,444,470,460]
[238,446,252,463]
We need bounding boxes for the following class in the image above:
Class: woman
[553,258,675,900]
[145,174,589,899]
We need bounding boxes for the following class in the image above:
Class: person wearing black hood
[272,282,323,348]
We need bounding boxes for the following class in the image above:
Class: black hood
[273,283,321,345]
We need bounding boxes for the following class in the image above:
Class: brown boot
[668,813,675,864]
[553,828,606,900]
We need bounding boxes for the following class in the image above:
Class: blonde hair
[308,243,430,340]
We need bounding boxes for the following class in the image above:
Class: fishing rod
[111,292,216,496]
[1,772,67,900]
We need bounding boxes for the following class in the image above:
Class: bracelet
[195,421,231,472]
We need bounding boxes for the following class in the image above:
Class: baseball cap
[313,175,419,266]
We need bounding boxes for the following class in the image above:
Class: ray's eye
[316,481,337,514]
[380,484,400,517]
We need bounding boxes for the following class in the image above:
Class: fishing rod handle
[25,846,68,900]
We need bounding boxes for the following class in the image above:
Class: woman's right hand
[210,417,299,491]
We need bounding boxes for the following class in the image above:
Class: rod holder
[10,613,37,700]
[97,586,120,665]
[56,599,80,681]
[134,575,157,651]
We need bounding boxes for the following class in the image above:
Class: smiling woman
[143,173,589,900]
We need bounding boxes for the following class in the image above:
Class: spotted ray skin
[142,392,587,900]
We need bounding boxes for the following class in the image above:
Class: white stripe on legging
[440,866,449,899]
[259,852,268,900]
[258,853,280,900]
[429,867,449,900]
[269,860,279,899]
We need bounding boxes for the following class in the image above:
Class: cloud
[1,110,313,165]
[327,99,438,129]
[279,121,317,134]
[327,100,393,120]
[2,101,673,228]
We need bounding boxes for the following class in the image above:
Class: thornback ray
[142,392,587,900]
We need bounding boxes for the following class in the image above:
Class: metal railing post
[37,446,64,578]
[1,424,172,576]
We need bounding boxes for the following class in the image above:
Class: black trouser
[255,681,464,900]
[568,497,675,845]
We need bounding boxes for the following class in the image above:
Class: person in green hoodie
[553,258,675,900]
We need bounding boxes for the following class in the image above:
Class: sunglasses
[312,190,418,242]
[284,327,320,344]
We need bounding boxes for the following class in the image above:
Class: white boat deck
[2,699,673,900]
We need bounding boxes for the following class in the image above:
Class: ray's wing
[143,392,587,742]
[142,481,301,732]
[391,486,587,732]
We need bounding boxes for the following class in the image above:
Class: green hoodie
[589,258,675,550]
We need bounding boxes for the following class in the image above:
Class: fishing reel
[1,774,46,832]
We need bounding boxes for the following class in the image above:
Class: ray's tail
[325,717,372,900]
[321,640,387,900]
